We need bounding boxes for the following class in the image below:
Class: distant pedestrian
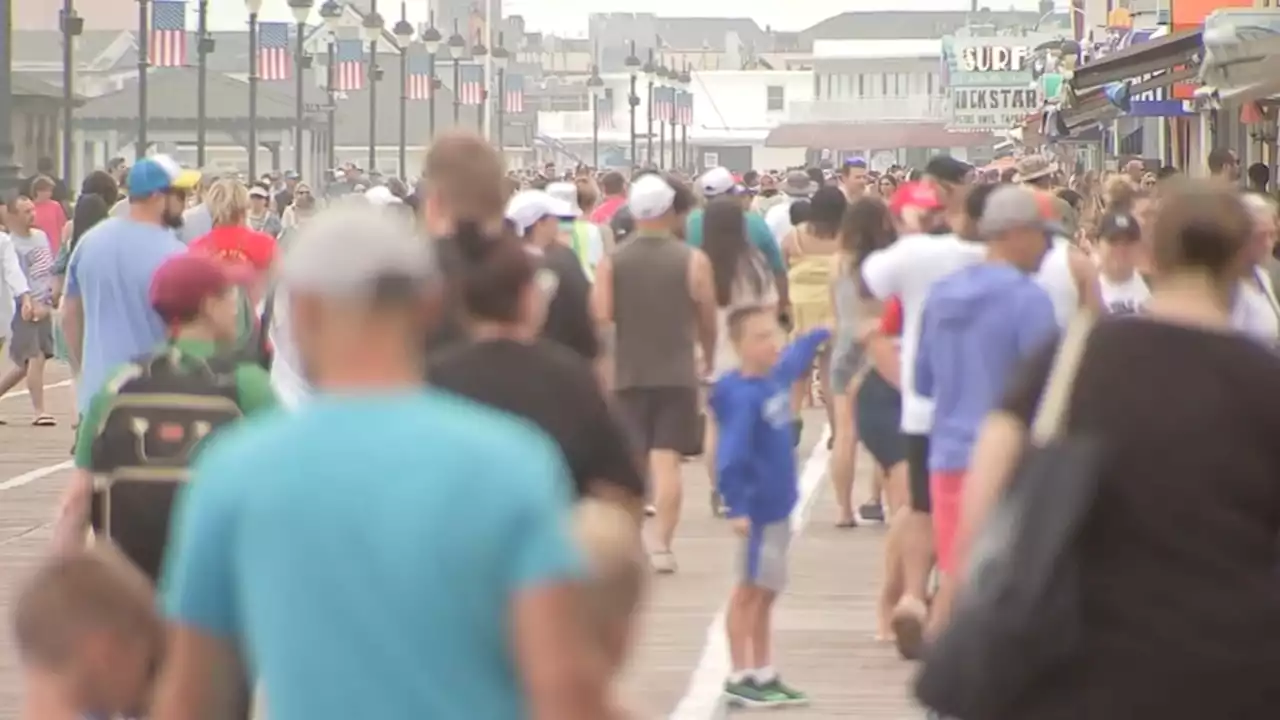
[0,196,58,424]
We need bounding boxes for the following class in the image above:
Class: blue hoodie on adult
[915,263,1058,473]
[711,328,831,524]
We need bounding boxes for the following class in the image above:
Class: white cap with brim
[545,181,579,208]
[364,185,403,206]
[698,166,735,196]
[506,190,579,235]
[628,175,676,220]
[278,204,435,297]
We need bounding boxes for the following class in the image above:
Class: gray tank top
[612,233,697,389]
[829,271,865,393]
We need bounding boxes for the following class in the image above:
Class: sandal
[32,415,56,427]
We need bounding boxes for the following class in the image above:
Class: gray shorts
[738,519,792,593]
[10,315,53,363]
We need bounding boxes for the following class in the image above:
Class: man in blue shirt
[62,155,195,416]
[153,204,608,720]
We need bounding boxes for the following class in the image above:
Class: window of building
[927,72,936,96]
[881,73,889,97]
[767,85,785,111]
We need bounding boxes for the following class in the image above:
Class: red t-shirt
[589,196,626,225]
[880,296,903,337]
[189,225,278,274]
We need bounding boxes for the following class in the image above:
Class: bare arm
[62,296,84,373]
[149,626,250,720]
[1068,245,1102,313]
[591,257,615,391]
[688,250,718,377]
[512,584,612,720]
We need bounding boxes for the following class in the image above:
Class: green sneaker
[758,677,810,707]
[722,679,773,708]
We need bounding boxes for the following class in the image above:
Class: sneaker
[649,550,678,574]
[856,501,885,524]
[722,679,773,708]
[758,677,810,707]
[644,504,657,517]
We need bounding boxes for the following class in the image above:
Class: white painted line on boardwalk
[0,460,73,491]
[670,425,833,720]
[2,379,72,399]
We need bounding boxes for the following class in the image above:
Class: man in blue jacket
[710,305,828,709]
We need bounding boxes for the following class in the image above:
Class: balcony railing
[786,96,946,123]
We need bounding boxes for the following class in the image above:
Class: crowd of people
[0,135,1277,720]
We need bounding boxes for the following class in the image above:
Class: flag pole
[482,0,493,143]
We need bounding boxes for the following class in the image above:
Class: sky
[205,0,1045,35]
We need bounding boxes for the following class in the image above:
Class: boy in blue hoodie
[914,185,1059,635]
[709,305,829,708]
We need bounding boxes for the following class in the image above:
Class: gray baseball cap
[278,203,436,297]
[976,186,1056,240]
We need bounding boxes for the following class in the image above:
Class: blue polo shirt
[161,390,583,720]
[685,207,786,275]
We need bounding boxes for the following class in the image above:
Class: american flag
[596,89,615,130]
[149,1,187,68]
[406,51,434,100]
[335,39,365,92]
[258,22,291,81]
[504,73,524,113]
[677,90,694,126]
[653,86,674,123]
[458,64,485,105]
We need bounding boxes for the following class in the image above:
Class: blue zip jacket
[915,262,1058,473]
[710,329,830,524]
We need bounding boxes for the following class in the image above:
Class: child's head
[149,254,244,343]
[572,498,645,675]
[728,305,781,371]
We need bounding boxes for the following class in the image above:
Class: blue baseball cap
[127,155,201,199]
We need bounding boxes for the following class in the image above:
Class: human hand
[19,295,32,321]
[730,516,750,538]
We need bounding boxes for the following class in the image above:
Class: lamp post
[679,65,692,172]
[393,4,414,178]
[195,0,210,166]
[246,0,262,178]
[587,66,604,169]
[447,21,465,125]
[289,0,313,175]
[624,41,640,168]
[137,0,150,160]
[362,5,384,172]
[0,0,22,192]
[656,64,668,169]
[643,49,655,166]
[471,33,487,134]
[492,33,509,150]
[421,15,441,143]
[60,0,83,182]
[668,65,678,171]
[319,0,341,171]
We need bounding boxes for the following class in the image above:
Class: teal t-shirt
[162,391,583,720]
[685,207,786,275]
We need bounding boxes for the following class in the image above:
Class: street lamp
[393,3,414,178]
[587,66,604,169]
[492,33,509,150]
[60,0,85,181]
[246,0,264,178]
[643,49,655,166]
[471,32,487,134]
[447,21,466,125]
[195,1,214,167]
[362,4,384,173]
[679,65,692,172]
[319,0,341,171]
[0,0,23,191]
[137,0,152,161]
[656,64,669,169]
[421,14,442,144]
[289,0,314,177]
[624,41,641,168]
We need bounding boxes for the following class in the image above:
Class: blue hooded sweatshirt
[710,328,831,524]
[915,263,1058,473]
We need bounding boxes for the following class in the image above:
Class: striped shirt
[9,230,54,304]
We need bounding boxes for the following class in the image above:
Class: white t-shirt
[0,232,29,340]
[1232,268,1280,346]
[1035,237,1079,331]
[764,198,796,248]
[265,291,312,410]
[1098,271,1150,316]
[860,233,985,434]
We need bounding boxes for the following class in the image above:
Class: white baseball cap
[698,166,735,197]
[628,174,677,220]
[545,181,579,208]
[506,190,579,235]
[364,185,403,206]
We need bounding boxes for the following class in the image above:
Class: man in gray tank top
[592,173,717,574]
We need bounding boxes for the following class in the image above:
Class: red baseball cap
[150,254,244,324]
[888,182,943,217]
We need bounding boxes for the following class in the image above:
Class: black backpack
[88,348,243,582]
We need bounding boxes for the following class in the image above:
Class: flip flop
[32,415,56,427]
[835,518,858,529]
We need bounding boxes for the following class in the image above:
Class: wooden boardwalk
[0,368,921,718]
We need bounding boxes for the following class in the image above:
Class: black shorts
[905,433,931,514]
[616,386,700,456]
[855,369,905,471]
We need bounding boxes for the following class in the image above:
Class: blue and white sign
[1085,26,1193,117]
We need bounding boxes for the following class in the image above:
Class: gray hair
[279,202,437,297]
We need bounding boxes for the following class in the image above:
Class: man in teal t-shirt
[685,167,786,276]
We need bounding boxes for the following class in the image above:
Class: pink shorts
[930,470,966,577]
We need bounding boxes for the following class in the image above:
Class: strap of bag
[1029,312,1095,445]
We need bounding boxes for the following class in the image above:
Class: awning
[1199,10,1280,95]
[1063,65,1198,129]
[1070,28,1202,91]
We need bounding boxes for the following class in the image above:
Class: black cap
[924,155,973,185]
[1098,210,1141,242]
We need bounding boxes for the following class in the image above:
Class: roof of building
[13,73,71,100]
[76,68,302,122]
[813,39,943,60]
[12,30,131,66]
[800,10,1043,42]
